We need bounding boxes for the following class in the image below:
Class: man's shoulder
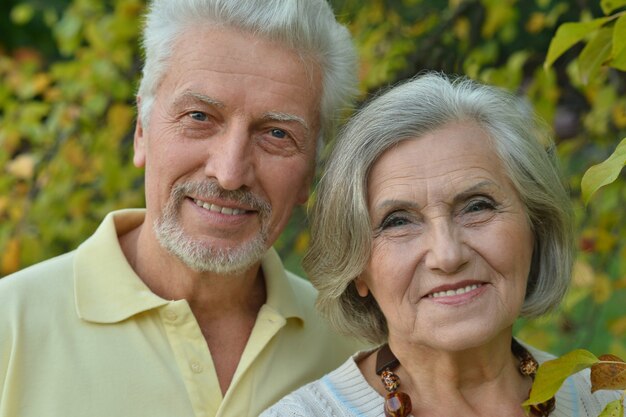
[0,251,76,309]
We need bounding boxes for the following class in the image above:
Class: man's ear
[354,276,370,298]
[133,96,146,168]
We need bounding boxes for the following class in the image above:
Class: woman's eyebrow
[452,180,498,204]
[375,199,421,212]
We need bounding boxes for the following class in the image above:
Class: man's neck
[118,221,268,394]
[119,221,266,310]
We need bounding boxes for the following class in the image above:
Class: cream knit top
[261,344,624,417]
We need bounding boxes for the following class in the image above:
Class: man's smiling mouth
[192,198,248,215]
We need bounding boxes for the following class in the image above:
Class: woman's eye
[380,214,410,229]
[188,111,208,121]
[270,128,287,139]
[464,199,496,214]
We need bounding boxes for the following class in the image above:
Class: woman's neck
[357,332,533,417]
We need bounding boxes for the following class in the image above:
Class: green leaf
[581,137,626,204]
[545,18,610,69]
[53,12,83,56]
[598,399,625,417]
[610,14,626,70]
[601,0,626,14]
[578,27,613,84]
[612,47,626,71]
[10,4,35,25]
[523,349,599,406]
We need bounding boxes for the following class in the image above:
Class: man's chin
[162,235,267,275]
[154,213,270,275]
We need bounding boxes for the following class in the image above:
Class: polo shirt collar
[260,247,305,321]
[75,209,306,323]
[74,209,168,323]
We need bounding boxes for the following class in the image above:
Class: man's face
[134,26,322,274]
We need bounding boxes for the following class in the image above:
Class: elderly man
[0,1,364,416]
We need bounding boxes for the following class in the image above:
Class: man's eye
[270,128,287,139]
[188,111,207,121]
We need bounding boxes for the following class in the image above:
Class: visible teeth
[429,284,480,298]
[193,199,245,215]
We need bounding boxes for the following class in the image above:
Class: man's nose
[203,126,254,191]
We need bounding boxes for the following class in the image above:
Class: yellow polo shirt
[0,210,364,417]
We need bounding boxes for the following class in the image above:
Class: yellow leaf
[615,274,626,290]
[612,101,626,128]
[524,350,599,406]
[1,238,20,275]
[572,259,595,288]
[106,103,134,143]
[593,274,613,304]
[581,137,626,203]
[609,341,626,361]
[61,140,85,167]
[6,154,36,179]
[32,73,51,95]
[595,229,617,253]
[295,231,310,254]
[453,17,470,39]
[526,12,546,34]
[591,354,626,392]
[608,318,626,338]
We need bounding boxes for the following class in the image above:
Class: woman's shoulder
[260,350,383,417]
[522,341,624,417]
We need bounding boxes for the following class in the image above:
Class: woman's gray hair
[137,0,357,144]
[304,72,574,345]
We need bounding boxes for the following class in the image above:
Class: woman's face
[357,121,534,352]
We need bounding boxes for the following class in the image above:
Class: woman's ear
[354,276,370,298]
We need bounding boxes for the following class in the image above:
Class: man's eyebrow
[173,91,225,108]
[262,111,310,136]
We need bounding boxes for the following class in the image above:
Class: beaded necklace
[375,339,556,417]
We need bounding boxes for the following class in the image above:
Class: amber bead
[384,391,412,417]
[381,369,400,392]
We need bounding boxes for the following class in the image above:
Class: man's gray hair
[137,0,357,145]
[304,72,574,345]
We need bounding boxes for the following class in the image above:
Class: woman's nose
[423,220,469,274]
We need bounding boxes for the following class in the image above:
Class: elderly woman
[261,73,623,417]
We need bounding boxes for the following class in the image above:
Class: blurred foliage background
[1,0,625,357]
